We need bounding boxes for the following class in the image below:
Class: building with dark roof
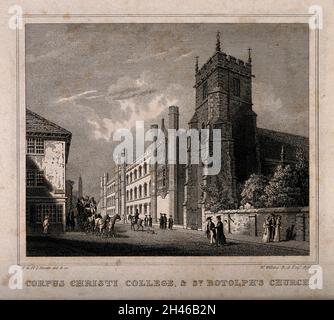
[26,109,72,234]
[257,128,308,176]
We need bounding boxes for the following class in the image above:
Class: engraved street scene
[25,24,309,256]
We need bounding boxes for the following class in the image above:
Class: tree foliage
[240,174,268,208]
[262,149,309,208]
[202,148,309,211]
[201,176,236,212]
[262,164,300,207]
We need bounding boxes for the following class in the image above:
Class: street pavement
[27,223,309,256]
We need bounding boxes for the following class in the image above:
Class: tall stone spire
[216,31,221,52]
[195,56,199,73]
[78,176,83,198]
[248,47,252,64]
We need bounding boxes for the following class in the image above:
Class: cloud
[253,82,283,113]
[253,81,288,132]
[26,49,63,64]
[124,50,170,64]
[108,72,156,101]
[123,46,189,64]
[109,88,156,101]
[174,50,193,62]
[85,72,182,141]
[88,93,178,141]
[84,94,105,100]
[56,90,99,103]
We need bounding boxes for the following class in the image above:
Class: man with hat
[215,215,227,246]
[206,216,216,245]
[168,215,174,230]
[159,213,164,229]
[163,213,168,229]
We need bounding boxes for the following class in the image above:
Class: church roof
[257,128,308,149]
[26,109,72,137]
[26,109,72,163]
[188,112,198,124]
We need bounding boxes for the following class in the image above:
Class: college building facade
[100,106,185,225]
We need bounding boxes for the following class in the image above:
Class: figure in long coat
[163,214,168,229]
[273,215,282,242]
[206,217,216,245]
[159,213,164,229]
[168,215,174,230]
[215,215,227,246]
[262,215,272,243]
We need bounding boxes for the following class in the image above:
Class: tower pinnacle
[195,56,199,73]
[216,31,221,52]
[248,47,252,64]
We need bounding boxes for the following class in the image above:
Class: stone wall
[204,207,309,241]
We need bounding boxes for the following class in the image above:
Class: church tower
[184,32,259,230]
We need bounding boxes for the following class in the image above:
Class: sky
[26,23,309,198]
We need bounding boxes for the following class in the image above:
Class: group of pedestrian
[262,214,282,243]
[128,210,153,231]
[144,215,153,227]
[159,213,173,230]
[206,215,227,246]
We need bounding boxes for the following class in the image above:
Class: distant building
[26,109,72,234]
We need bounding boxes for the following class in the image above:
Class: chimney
[168,106,179,130]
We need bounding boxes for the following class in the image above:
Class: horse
[84,214,96,233]
[104,214,121,237]
[129,215,135,231]
[130,214,144,231]
[94,215,106,235]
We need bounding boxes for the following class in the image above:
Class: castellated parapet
[195,51,252,87]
